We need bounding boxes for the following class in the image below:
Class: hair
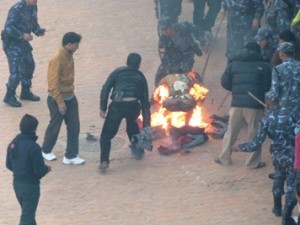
[279,30,296,43]
[19,114,39,134]
[126,53,142,69]
[244,42,261,55]
[62,32,82,46]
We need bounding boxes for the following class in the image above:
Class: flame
[151,75,209,135]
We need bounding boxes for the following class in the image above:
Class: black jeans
[100,101,141,163]
[42,95,80,159]
[193,0,222,31]
[13,180,40,225]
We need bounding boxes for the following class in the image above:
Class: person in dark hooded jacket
[6,114,51,225]
[215,42,272,169]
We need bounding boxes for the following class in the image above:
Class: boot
[297,214,300,225]
[3,88,21,107]
[282,204,297,225]
[272,195,282,217]
[20,86,40,101]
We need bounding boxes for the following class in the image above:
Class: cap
[159,16,171,30]
[19,114,39,134]
[254,27,273,42]
[277,42,295,54]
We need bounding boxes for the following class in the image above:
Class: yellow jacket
[47,47,75,108]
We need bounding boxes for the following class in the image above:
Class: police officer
[1,0,45,107]
[221,0,264,62]
[99,53,151,170]
[254,27,278,63]
[266,42,300,109]
[155,17,210,86]
[234,105,300,224]
[192,0,222,32]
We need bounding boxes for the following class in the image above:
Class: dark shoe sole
[3,99,22,107]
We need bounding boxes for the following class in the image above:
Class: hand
[100,110,106,119]
[23,33,33,42]
[37,28,46,36]
[59,106,67,115]
[252,19,259,30]
[232,145,240,152]
[47,165,52,172]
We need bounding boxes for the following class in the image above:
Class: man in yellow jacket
[41,32,85,165]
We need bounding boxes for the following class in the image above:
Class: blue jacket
[6,133,49,184]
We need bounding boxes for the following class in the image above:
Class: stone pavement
[0,1,285,225]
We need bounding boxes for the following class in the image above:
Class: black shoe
[272,207,282,217]
[99,161,109,170]
[132,148,145,160]
[269,172,275,180]
[3,95,21,107]
[20,91,40,101]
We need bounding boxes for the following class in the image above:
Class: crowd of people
[3,0,300,224]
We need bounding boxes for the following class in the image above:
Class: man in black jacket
[215,42,272,169]
[99,53,151,170]
[6,114,51,225]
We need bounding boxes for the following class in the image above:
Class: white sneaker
[42,152,57,161]
[62,156,85,165]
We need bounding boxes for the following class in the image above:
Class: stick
[45,28,55,32]
[201,14,225,82]
[247,91,266,107]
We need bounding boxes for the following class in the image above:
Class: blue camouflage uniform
[155,21,209,86]
[222,0,264,61]
[154,0,182,24]
[238,107,299,208]
[265,0,292,36]
[1,0,44,91]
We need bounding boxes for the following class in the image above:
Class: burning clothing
[222,0,264,61]
[238,107,300,206]
[266,58,300,109]
[155,22,209,86]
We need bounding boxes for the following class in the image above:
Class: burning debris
[149,72,209,155]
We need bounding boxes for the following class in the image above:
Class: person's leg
[13,181,40,225]
[204,0,222,31]
[272,158,284,217]
[192,0,206,29]
[20,51,40,101]
[42,96,64,153]
[100,102,123,164]
[217,107,244,165]
[244,108,264,169]
[170,0,182,24]
[64,96,80,159]
[125,102,141,141]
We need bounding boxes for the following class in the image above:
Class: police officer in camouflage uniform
[265,0,292,36]
[265,42,300,109]
[234,105,300,225]
[154,0,182,24]
[221,0,264,62]
[1,0,45,107]
[254,27,278,63]
[155,17,209,86]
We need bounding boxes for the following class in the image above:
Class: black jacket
[221,48,272,109]
[100,66,151,127]
[6,133,49,184]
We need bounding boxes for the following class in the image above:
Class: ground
[0,1,285,225]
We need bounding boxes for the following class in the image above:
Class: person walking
[41,32,85,165]
[215,42,272,169]
[99,53,151,170]
[1,0,46,107]
[6,114,51,225]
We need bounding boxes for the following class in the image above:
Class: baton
[247,91,266,108]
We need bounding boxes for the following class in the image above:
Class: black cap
[19,114,39,134]
[159,16,172,29]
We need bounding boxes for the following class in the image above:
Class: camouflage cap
[277,42,295,54]
[254,27,273,42]
[159,16,172,29]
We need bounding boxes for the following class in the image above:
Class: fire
[151,74,209,135]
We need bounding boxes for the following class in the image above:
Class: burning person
[155,16,212,86]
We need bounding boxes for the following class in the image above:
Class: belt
[122,97,138,102]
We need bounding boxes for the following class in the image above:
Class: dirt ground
[0,1,288,225]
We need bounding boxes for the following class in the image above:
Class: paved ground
[0,1,287,225]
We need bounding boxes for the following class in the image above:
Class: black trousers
[100,101,141,163]
[13,180,40,225]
